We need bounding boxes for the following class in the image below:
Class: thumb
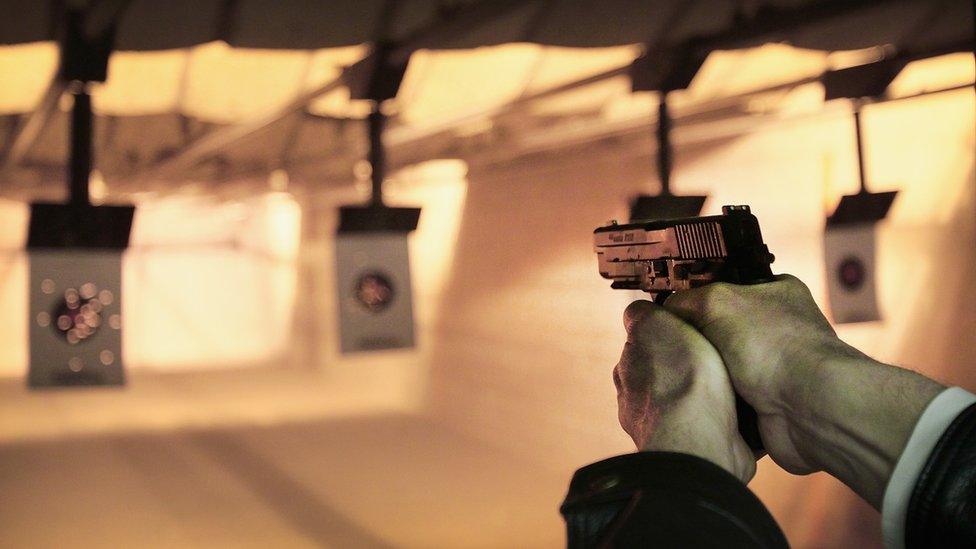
[623,299,692,344]
[662,283,734,334]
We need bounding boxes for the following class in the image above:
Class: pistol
[593,204,775,452]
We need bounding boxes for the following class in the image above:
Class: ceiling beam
[131,0,534,183]
[681,0,906,52]
[388,34,970,150]
[118,73,972,200]
[278,57,974,182]
[130,0,919,184]
[111,0,966,186]
[131,77,349,183]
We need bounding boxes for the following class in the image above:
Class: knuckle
[678,283,735,333]
[777,273,808,294]
[623,299,657,331]
[700,282,734,311]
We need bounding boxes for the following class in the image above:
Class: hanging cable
[68,82,92,208]
[823,69,897,229]
[336,36,417,234]
[656,93,673,196]
[368,107,386,208]
[852,106,869,195]
[628,45,708,220]
[59,4,118,209]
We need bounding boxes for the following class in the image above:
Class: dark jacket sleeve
[906,402,976,548]
[560,452,788,548]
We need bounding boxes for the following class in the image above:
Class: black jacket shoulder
[561,452,789,548]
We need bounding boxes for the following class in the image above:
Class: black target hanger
[337,43,420,235]
[28,4,134,251]
[823,58,906,227]
[628,45,709,222]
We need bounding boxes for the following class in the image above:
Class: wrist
[781,350,944,507]
[776,336,865,418]
[638,389,757,484]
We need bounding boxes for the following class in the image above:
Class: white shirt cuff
[881,387,976,549]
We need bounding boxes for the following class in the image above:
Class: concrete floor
[0,373,568,548]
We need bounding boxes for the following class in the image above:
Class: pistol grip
[736,394,764,454]
[659,286,765,453]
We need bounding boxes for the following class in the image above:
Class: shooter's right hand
[665,275,944,508]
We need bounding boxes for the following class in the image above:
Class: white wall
[423,88,975,547]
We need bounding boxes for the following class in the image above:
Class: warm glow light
[525,45,640,116]
[0,198,30,247]
[888,53,976,98]
[124,192,300,369]
[525,45,641,94]
[0,41,58,115]
[397,44,542,127]
[684,44,829,102]
[307,87,374,119]
[304,45,370,86]
[93,49,185,115]
[0,200,27,377]
[182,42,316,123]
[826,45,893,70]
[89,170,108,204]
[0,40,369,122]
[600,44,848,124]
[242,192,302,261]
[529,75,632,116]
[601,90,659,122]
[770,82,826,116]
[268,169,289,191]
[304,45,370,117]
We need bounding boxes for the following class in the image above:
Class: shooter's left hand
[615,300,757,483]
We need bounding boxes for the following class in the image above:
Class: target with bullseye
[48,282,113,344]
[28,251,125,387]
